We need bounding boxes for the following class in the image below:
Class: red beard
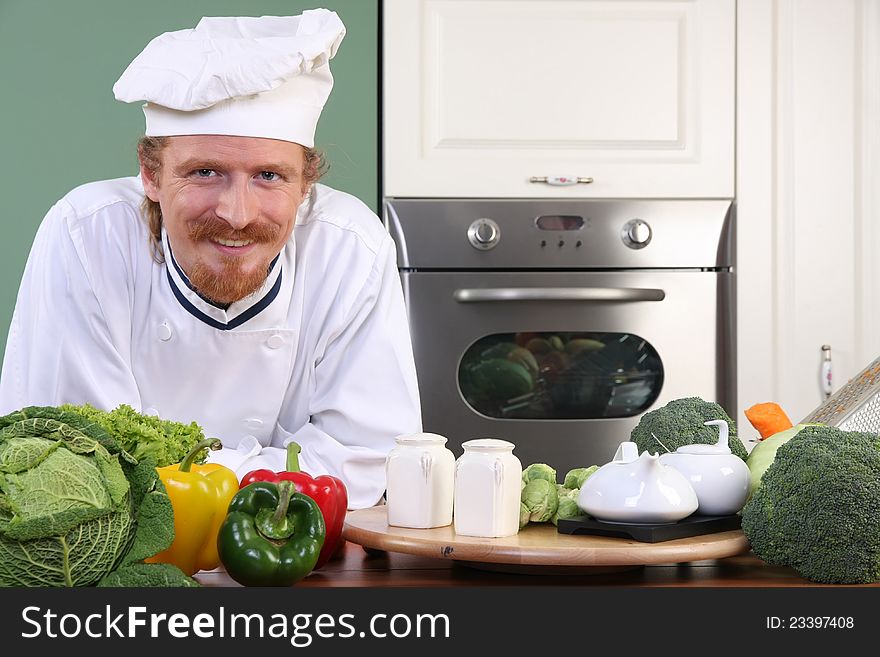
[184,216,282,305]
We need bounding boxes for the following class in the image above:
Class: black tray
[556,514,742,543]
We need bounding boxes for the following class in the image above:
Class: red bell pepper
[239,442,347,569]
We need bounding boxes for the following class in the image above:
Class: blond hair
[136,136,327,262]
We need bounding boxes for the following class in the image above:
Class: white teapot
[577,441,698,524]
[658,419,750,516]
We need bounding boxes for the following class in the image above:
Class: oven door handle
[452,287,666,303]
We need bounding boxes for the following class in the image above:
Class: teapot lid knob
[675,419,733,454]
[613,441,639,463]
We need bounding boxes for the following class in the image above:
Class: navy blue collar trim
[165,266,283,331]
[167,241,280,311]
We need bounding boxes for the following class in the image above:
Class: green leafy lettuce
[59,403,206,468]
[0,406,197,587]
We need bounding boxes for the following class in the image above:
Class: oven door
[403,270,734,472]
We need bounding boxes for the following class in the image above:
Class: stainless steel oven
[385,199,735,473]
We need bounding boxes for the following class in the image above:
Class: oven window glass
[458,332,663,419]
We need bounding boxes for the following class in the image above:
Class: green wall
[0,0,379,358]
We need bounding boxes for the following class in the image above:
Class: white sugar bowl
[658,419,750,516]
[578,441,698,524]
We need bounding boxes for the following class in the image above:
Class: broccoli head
[741,425,880,584]
[629,397,746,460]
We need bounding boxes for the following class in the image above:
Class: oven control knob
[467,218,501,250]
[621,219,652,249]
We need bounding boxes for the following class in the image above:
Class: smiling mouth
[212,238,255,247]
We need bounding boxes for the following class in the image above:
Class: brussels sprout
[552,485,582,526]
[519,502,531,530]
[521,478,559,523]
[522,463,557,485]
[562,466,599,490]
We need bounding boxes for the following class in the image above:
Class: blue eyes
[192,170,280,181]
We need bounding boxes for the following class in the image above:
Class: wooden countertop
[194,540,880,587]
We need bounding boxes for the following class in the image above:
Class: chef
[0,9,422,509]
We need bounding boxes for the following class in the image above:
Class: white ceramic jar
[385,432,455,528]
[453,438,522,537]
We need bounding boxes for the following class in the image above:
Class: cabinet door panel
[384,0,734,198]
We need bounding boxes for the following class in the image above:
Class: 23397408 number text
[766,616,854,629]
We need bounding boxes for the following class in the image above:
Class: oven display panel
[535,215,585,231]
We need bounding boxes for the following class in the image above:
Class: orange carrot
[745,402,793,440]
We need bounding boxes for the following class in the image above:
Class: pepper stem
[178,438,222,473]
[285,441,302,473]
[273,480,295,524]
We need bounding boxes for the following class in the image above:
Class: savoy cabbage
[0,406,197,587]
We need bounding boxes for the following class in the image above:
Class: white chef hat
[112,9,345,147]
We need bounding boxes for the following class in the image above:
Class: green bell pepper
[217,480,326,587]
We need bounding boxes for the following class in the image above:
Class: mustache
[187,215,281,243]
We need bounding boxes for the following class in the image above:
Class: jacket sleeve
[0,199,141,414]
[257,233,422,509]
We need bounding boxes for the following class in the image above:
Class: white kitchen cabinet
[383,0,735,198]
[736,0,880,438]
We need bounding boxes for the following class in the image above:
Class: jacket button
[157,322,173,341]
[266,334,285,349]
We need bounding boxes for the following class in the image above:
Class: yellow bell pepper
[146,438,239,576]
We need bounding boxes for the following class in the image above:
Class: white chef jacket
[0,176,422,508]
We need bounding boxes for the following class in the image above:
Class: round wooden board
[343,506,750,569]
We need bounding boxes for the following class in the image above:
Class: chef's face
[140,135,309,305]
